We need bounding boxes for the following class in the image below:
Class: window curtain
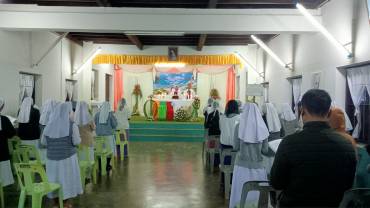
[347,65,370,138]
[292,78,302,117]
[114,64,123,111]
[65,80,74,101]
[226,66,236,102]
[19,74,34,102]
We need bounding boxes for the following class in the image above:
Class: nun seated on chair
[262,103,281,141]
[229,103,270,208]
[41,102,83,208]
[279,103,300,137]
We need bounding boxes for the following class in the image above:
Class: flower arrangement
[191,97,201,121]
[210,88,220,99]
[174,107,191,122]
[132,84,142,116]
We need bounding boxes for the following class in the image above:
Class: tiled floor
[5,142,229,208]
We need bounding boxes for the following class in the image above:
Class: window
[346,73,370,144]
[19,73,35,102]
[91,70,99,100]
[290,77,302,114]
[65,80,77,102]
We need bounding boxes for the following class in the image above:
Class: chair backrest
[240,181,275,208]
[78,145,91,161]
[339,188,370,208]
[14,163,48,190]
[115,130,121,145]
[15,145,42,164]
[95,136,112,153]
[220,149,237,169]
[8,136,21,155]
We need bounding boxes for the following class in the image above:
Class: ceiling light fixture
[296,3,352,58]
[73,47,102,75]
[251,35,292,70]
[234,52,264,79]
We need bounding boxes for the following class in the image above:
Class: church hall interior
[0,0,370,207]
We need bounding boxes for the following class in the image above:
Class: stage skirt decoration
[158,101,167,121]
[166,102,174,121]
[143,99,195,122]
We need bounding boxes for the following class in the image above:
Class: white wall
[252,0,370,109]
[0,30,83,116]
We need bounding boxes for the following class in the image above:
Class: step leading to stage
[129,122,205,142]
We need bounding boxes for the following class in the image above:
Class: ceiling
[3,0,329,50]
[2,0,329,9]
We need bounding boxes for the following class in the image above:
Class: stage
[129,116,205,142]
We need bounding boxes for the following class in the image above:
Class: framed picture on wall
[168,47,178,61]
[311,71,321,89]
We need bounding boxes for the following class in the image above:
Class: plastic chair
[205,136,220,172]
[0,180,4,208]
[219,149,237,199]
[78,145,97,189]
[14,163,63,208]
[14,145,44,166]
[8,136,21,165]
[339,188,370,208]
[94,136,115,176]
[236,181,276,208]
[115,130,129,161]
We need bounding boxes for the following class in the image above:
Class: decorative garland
[132,84,142,116]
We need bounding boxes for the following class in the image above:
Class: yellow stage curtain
[93,54,242,66]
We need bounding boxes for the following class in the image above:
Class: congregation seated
[229,103,270,208]
[0,98,16,188]
[41,102,83,208]
[17,97,41,151]
[219,100,240,150]
[75,101,96,161]
[270,89,357,207]
[94,102,118,171]
[279,103,299,137]
[263,103,282,141]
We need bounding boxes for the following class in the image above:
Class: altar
[146,98,197,121]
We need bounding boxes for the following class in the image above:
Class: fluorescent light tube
[296,3,352,57]
[73,47,102,75]
[154,63,186,68]
[251,35,290,69]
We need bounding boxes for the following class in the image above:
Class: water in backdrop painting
[153,72,197,95]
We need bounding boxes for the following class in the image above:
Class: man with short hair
[270,89,357,207]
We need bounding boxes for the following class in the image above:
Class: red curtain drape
[226,67,236,102]
[114,64,123,111]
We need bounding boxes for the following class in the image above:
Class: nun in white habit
[75,101,95,161]
[279,103,299,137]
[264,103,282,141]
[41,102,83,206]
[0,98,16,187]
[39,99,57,162]
[229,103,270,208]
[94,102,117,170]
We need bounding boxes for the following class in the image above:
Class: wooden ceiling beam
[196,0,218,51]
[126,35,143,50]
[96,0,110,7]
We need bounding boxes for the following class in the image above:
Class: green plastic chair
[219,149,237,199]
[94,136,115,176]
[78,145,97,189]
[115,130,129,161]
[15,145,44,166]
[14,163,63,208]
[0,180,4,208]
[8,136,21,165]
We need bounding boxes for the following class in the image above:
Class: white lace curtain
[19,74,34,102]
[66,80,74,101]
[292,78,302,117]
[346,65,370,138]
